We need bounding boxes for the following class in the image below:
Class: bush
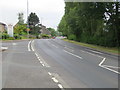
[8,37,14,40]
[68,34,76,40]
[41,34,50,39]
[14,34,21,39]
[2,33,9,39]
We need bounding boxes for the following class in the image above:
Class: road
[2,39,119,89]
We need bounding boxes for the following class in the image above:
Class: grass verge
[63,39,119,55]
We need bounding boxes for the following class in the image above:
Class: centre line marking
[63,50,83,59]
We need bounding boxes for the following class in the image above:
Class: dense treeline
[58,2,120,47]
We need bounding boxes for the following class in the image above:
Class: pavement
[1,39,120,89]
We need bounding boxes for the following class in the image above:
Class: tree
[28,12,40,35]
[47,28,57,37]
[18,13,24,24]
[58,2,120,47]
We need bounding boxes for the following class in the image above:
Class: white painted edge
[28,41,31,51]
[63,50,83,59]
[31,40,35,51]
[88,49,103,54]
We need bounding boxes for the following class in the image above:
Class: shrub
[68,34,76,40]
[2,33,9,39]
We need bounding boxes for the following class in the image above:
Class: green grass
[63,39,119,55]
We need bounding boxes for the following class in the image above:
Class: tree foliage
[58,2,120,47]
[28,12,40,35]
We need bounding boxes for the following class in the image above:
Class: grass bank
[63,39,119,55]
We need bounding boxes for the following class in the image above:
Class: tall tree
[28,12,40,35]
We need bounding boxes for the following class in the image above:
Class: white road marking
[42,63,45,66]
[58,84,64,89]
[80,50,103,58]
[99,58,106,66]
[48,72,52,76]
[88,49,103,54]
[64,47,74,52]
[28,41,31,51]
[31,40,35,51]
[99,58,120,74]
[52,77,59,83]
[63,50,83,59]
[51,44,58,48]
[40,61,43,64]
[12,43,17,45]
[1,47,8,50]
[100,65,120,74]
[102,65,120,69]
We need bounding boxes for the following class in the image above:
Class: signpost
[7,24,13,37]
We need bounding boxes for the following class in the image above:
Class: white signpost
[8,24,13,37]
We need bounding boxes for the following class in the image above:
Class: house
[0,22,7,33]
[40,25,51,36]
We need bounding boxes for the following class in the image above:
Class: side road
[2,40,59,88]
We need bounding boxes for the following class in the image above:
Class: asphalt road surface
[2,39,119,89]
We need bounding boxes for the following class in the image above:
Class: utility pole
[27,0,29,38]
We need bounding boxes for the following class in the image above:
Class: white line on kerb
[28,41,31,51]
[63,50,83,59]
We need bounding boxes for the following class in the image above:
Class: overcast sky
[0,0,65,29]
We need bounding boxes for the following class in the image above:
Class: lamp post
[27,0,29,39]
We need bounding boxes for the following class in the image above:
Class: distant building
[0,22,7,33]
[40,25,51,36]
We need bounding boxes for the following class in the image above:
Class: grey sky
[0,0,65,29]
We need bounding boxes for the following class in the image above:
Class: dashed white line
[48,72,52,76]
[52,77,59,83]
[63,50,83,59]
[58,84,64,89]
[12,43,17,45]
